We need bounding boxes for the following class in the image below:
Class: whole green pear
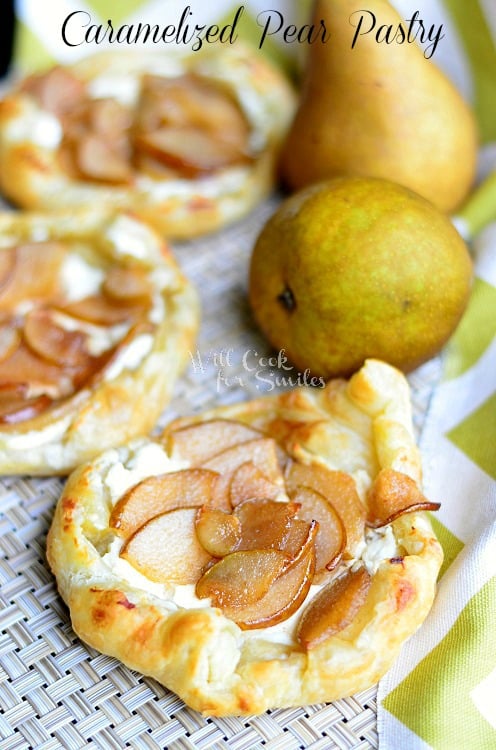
[248,177,473,378]
[280,0,478,214]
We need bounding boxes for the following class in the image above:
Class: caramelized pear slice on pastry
[75,133,133,184]
[110,469,220,537]
[366,468,441,527]
[233,498,300,552]
[195,506,242,558]
[230,461,281,507]
[102,266,152,304]
[168,418,263,464]
[286,462,365,557]
[20,66,85,116]
[0,382,52,424]
[221,528,317,630]
[24,308,91,368]
[297,568,372,650]
[121,508,213,584]
[0,242,66,309]
[290,485,346,576]
[0,321,20,362]
[196,549,290,608]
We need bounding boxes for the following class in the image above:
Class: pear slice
[0,383,52,424]
[279,518,314,558]
[229,461,281,508]
[76,134,133,184]
[133,153,180,180]
[137,73,250,150]
[167,418,263,464]
[21,66,86,117]
[0,321,21,363]
[221,538,316,630]
[0,243,66,310]
[57,294,142,325]
[366,468,441,528]
[24,308,90,368]
[0,342,76,399]
[109,468,219,537]
[102,266,153,305]
[202,437,285,510]
[120,508,212,584]
[206,435,283,490]
[291,485,346,574]
[196,549,289,607]
[87,98,132,140]
[195,506,241,558]
[234,498,299,551]
[286,462,365,556]
[134,126,246,178]
[297,568,372,650]
[0,249,16,293]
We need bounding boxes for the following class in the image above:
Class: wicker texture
[0,196,440,749]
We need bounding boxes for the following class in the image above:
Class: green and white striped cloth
[377,5,496,750]
[11,2,496,748]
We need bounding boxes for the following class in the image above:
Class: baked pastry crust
[0,47,295,239]
[47,359,442,715]
[0,208,198,474]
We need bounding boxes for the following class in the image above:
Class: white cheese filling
[51,311,130,357]
[104,215,162,262]
[0,415,73,450]
[104,441,188,504]
[102,334,154,380]
[60,253,105,300]
[87,75,141,107]
[5,104,63,149]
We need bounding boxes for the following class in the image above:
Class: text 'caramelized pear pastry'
[47,360,443,715]
[0,46,295,238]
[0,209,198,475]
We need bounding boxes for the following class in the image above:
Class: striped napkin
[374,4,496,750]
[10,2,496,748]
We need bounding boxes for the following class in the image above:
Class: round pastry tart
[0,209,198,474]
[47,359,443,715]
[0,47,295,238]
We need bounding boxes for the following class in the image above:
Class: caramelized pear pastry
[47,360,443,715]
[0,209,198,474]
[0,47,295,238]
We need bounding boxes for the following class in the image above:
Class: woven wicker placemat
[0,196,441,750]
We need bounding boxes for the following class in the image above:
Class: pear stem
[454,170,496,240]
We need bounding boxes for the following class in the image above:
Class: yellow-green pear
[248,177,473,379]
[280,0,478,213]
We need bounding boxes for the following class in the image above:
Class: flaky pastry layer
[47,360,443,714]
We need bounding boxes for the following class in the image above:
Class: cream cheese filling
[104,215,162,262]
[1,414,73,451]
[60,252,105,299]
[4,103,63,149]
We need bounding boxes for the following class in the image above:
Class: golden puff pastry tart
[0,46,295,239]
[47,359,443,716]
[0,208,198,475]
